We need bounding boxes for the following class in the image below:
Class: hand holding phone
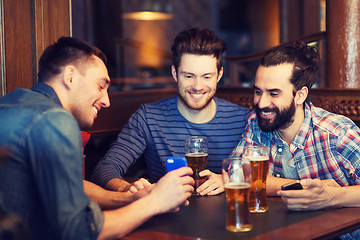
[166,157,188,172]
[281,180,303,190]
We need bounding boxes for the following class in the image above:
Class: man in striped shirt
[92,28,250,196]
[232,41,360,239]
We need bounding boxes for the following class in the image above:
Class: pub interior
[2,0,360,238]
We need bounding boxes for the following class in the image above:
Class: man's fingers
[169,167,193,177]
[199,169,211,177]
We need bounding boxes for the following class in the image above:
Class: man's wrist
[106,178,132,192]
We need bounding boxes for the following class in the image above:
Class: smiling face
[253,63,297,132]
[69,56,111,130]
[173,54,222,112]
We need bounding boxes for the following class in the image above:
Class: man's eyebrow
[180,71,194,75]
[253,85,281,92]
[180,71,216,76]
[100,78,111,86]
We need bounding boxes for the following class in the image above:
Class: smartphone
[281,181,303,190]
[166,157,188,172]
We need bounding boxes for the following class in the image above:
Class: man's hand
[196,170,224,196]
[128,178,152,193]
[277,179,340,211]
[148,167,194,213]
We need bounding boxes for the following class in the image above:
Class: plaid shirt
[232,101,360,187]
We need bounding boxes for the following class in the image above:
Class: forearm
[83,180,134,209]
[266,175,296,196]
[331,185,360,208]
[97,193,162,239]
[106,178,132,192]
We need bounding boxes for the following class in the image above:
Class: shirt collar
[30,82,63,107]
[291,101,313,149]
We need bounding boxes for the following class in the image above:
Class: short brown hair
[171,28,225,73]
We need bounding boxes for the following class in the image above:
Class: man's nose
[192,78,203,91]
[100,91,110,108]
[256,94,270,109]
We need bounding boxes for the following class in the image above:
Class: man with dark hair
[92,28,250,196]
[231,41,360,239]
[0,37,194,240]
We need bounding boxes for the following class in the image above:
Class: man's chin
[258,119,276,132]
[80,120,94,131]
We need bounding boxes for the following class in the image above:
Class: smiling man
[92,28,250,196]
[0,37,195,239]
[231,41,360,239]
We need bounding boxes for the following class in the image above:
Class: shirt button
[276,174,281,177]
[278,148,283,153]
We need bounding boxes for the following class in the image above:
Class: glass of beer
[185,136,208,196]
[243,145,270,213]
[222,157,252,232]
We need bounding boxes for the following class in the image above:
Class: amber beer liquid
[224,182,252,232]
[248,156,270,213]
[185,152,208,189]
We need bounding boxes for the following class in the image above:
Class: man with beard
[92,28,250,196]
[231,42,360,239]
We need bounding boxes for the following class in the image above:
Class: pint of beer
[185,152,208,188]
[185,136,208,195]
[222,157,252,232]
[243,145,270,213]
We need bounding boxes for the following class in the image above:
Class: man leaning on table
[92,27,250,196]
[0,37,194,240]
[231,41,360,239]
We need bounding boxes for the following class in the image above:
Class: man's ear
[62,65,76,89]
[171,65,178,83]
[217,67,224,83]
[295,86,308,105]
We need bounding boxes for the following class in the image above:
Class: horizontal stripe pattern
[92,96,250,187]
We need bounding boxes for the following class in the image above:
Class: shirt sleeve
[230,111,257,156]
[335,123,360,185]
[92,106,149,188]
[27,109,103,240]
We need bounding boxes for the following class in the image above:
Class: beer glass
[243,145,270,213]
[222,157,252,232]
[185,136,208,196]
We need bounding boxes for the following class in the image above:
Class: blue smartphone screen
[166,157,187,172]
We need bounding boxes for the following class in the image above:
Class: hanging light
[122,0,173,21]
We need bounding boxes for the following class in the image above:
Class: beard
[177,87,215,111]
[255,99,296,132]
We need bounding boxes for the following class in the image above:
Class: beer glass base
[226,225,252,232]
[249,208,268,213]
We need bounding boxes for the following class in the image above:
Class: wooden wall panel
[0,0,71,97]
[34,0,71,66]
[2,0,34,93]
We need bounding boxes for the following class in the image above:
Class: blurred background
[72,0,326,91]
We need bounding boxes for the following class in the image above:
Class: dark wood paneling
[34,0,71,65]
[0,0,71,96]
[89,87,360,136]
[3,0,34,93]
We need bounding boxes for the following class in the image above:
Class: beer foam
[185,152,208,157]
[224,182,251,189]
[243,156,268,162]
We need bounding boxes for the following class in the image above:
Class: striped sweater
[92,95,250,187]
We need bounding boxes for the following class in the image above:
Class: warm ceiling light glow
[122,11,173,21]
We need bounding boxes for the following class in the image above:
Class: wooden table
[122,194,360,240]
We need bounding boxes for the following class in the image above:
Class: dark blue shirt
[0,83,103,239]
[92,96,250,187]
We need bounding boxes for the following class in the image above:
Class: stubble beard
[178,87,215,111]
